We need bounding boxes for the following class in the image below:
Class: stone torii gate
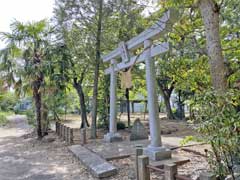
[102,10,178,161]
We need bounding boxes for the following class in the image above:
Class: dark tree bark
[32,52,43,139]
[157,79,175,120]
[91,0,103,138]
[73,78,89,129]
[33,84,42,139]
[125,88,131,128]
[32,80,43,138]
[41,102,49,136]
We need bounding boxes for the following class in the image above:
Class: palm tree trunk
[33,83,42,139]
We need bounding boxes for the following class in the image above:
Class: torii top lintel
[102,9,179,63]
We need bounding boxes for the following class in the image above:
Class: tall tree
[91,0,103,138]
[0,20,51,139]
[198,0,228,92]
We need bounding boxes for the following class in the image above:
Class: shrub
[0,112,9,126]
[0,92,17,112]
[117,121,126,130]
[25,109,35,126]
[193,90,240,179]
[97,119,108,129]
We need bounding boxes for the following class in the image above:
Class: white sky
[0,0,55,49]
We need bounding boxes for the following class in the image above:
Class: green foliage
[0,91,17,112]
[193,90,240,178]
[97,119,108,129]
[0,112,9,126]
[180,135,202,146]
[25,108,35,126]
[117,121,126,130]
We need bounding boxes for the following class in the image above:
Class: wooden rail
[135,147,193,180]
[55,122,86,145]
[175,174,192,180]
[146,165,165,173]
[135,147,215,180]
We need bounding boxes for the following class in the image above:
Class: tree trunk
[198,0,228,92]
[33,82,42,139]
[73,81,89,129]
[91,0,103,139]
[125,88,131,128]
[163,93,175,120]
[157,79,175,120]
[41,102,49,136]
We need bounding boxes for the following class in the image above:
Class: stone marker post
[138,155,150,180]
[135,147,143,180]
[164,163,177,180]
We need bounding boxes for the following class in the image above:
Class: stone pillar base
[104,132,123,143]
[143,146,171,161]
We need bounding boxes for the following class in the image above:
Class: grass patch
[0,112,13,126]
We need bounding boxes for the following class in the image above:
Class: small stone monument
[130,118,148,141]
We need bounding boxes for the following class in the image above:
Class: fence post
[164,163,177,180]
[199,172,216,180]
[66,127,70,144]
[59,123,63,138]
[138,155,150,180]
[64,126,68,141]
[55,122,58,134]
[136,147,143,180]
[80,128,87,145]
[62,125,65,140]
[70,128,73,144]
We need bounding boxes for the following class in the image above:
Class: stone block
[199,172,216,180]
[104,132,123,143]
[143,146,171,161]
[130,118,148,141]
[68,145,117,178]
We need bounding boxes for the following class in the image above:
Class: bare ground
[0,115,209,180]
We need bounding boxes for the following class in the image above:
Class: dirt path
[0,115,209,180]
[0,115,97,180]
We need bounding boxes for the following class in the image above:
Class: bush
[97,119,108,129]
[0,92,17,112]
[25,109,35,126]
[0,112,9,126]
[117,121,126,130]
[193,90,240,179]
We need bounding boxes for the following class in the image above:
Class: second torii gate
[102,9,178,161]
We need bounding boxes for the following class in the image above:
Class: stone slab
[149,156,190,167]
[68,145,117,178]
[143,146,172,161]
[85,136,198,162]
[130,118,148,141]
[104,132,123,143]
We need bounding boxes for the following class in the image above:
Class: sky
[0,0,55,49]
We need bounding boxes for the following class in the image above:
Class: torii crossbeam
[102,9,178,161]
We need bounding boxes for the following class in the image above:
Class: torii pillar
[102,9,179,160]
[143,39,171,160]
[104,59,123,142]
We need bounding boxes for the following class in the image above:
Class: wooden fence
[135,147,216,180]
[55,121,86,145]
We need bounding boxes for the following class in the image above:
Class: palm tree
[0,20,51,139]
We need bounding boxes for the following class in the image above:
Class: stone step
[68,145,117,178]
